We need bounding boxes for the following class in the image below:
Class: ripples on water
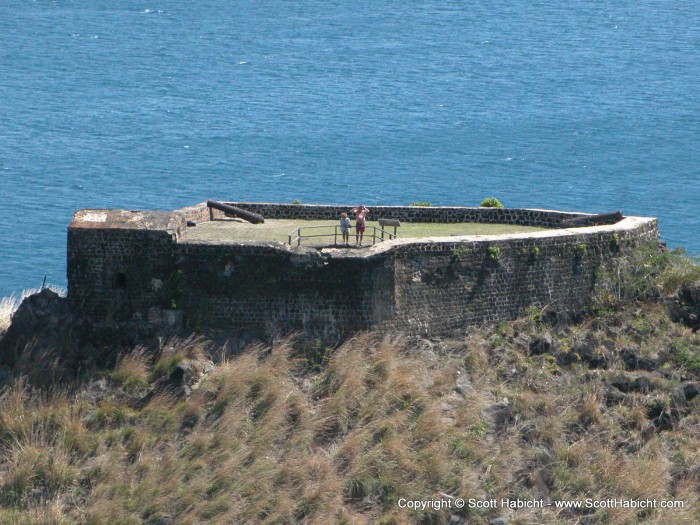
[1,1,698,295]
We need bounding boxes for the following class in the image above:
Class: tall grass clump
[0,295,19,333]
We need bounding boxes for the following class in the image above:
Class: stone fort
[67,202,658,339]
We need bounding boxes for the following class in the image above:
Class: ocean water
[1,1,699,297]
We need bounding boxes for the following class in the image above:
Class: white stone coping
[320,216,657,257]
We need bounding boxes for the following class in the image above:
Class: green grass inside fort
[182,219,546,244]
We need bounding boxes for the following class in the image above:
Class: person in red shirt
[351,205,370,245]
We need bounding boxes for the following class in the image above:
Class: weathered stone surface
[620,347,658,371]
[454,370,473,395]
[148,308,183,331]
[529,332,554,355]
[603,388,627,405]
[683,382,700,401]
[608,374,632,393]
[84,378,109,403]
[607,374,657,394]
[0,289,156,376]
[645,388,699,432]
[672,382,700,409]
[571,341,609,369]
[630,376,655,393]
[666,281,700,330]
[169,362,194,388]
[0,289,67,367]
[484,400,514,434]
[556,351,578,366]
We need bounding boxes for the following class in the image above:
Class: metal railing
[287,224,397,247]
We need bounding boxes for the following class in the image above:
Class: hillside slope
[0,247,699,525]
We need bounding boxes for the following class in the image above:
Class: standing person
[339,212,351,245]
[351,205,370,245]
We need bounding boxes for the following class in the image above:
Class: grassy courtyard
[180,218,546,244]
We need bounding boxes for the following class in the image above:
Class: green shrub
[291,199,302,205]
[410,201,431,207]
[487,246,501,260]
[480,197,504,208]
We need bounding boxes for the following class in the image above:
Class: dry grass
[0,303,699,523]
[0,296,17,334]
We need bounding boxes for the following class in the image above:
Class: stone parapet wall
[211,202,589,227]
[382,217,658,335]
[175,243,394,337]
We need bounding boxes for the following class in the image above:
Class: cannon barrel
[207,200,265,224]
[559,210,623,228]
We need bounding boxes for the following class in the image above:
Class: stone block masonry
[216,202,589,227]
[67,203,658,339]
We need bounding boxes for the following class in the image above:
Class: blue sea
[1,1,699,297]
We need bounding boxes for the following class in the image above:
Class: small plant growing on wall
[451,246,467,262]
[611,232,621,252]
[410,201,431,207]
[528,245,541,264]
[526,305,543,323]
[163,269,185,310]
[291,199,302,205]
[487,246,501,260]
[480,197,504,208]
[575,243,589,257]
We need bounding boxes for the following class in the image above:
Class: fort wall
[67,203,659,338]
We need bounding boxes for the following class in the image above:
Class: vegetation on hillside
[0,246,699,524]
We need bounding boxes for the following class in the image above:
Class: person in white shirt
[339,212,351,245]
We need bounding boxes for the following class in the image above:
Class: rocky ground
[0,247,699,524]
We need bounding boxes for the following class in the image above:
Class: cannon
[207,200,264,224]
[559,211,623,228]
